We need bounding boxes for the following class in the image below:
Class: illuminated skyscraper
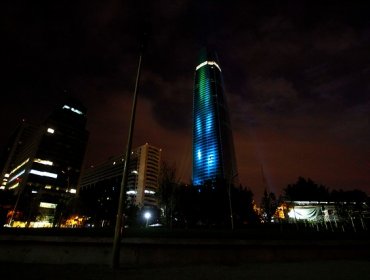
[0,98,89,227]
[192,48,238,186]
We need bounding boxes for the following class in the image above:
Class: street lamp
[144,211,151,227]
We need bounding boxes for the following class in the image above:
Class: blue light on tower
[192,48,238,186]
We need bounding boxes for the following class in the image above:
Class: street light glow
[144,211,151,220]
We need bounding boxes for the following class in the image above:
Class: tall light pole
[112,32,147,269]
[144,211,151,228]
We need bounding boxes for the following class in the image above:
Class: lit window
[8,169,25,183]
[30,169,58,179]
[39,202,57,209]
[34,158,53,166]
[9,159,29,175]
[144,190,156,195]
[126,190,137,195]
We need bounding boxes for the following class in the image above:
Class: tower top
[196,47,222,72]
[198,47,220,65]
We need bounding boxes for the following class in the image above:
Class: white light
[195,61,222,72]
[63,105,83,115]
[69,189,77,194]
[126,190,137,195]
[47,128,55,134]
[9,159,29,175]
[0,186,5,190]
[144,190,156,194]
[4,173,9,178]
[34,158,53,166]
[40,202,57,209]
[131,170,138,175]
[144,212,151,220]
[195,61,207,70]
[44,185,52,189]
[8,169,25,183]
[288,206,320,221]
[30,169,58,178]
[32,190,38,194]
[71,108,83,115]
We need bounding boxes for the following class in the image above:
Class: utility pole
[112,32,148,269]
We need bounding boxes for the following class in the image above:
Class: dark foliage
[284,177,330,201]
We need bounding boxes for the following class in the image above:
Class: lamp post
[111,32,147,269]
[144,211,151,227]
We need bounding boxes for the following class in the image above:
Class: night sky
[2,1,370,201]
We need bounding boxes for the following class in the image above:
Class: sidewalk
[1,260,370,280]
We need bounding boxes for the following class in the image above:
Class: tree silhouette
[261,189,278,223]
[157,161,179,228]
[284,177,330,201]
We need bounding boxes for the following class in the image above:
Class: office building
[0,98,89,227]
[192,48,238,186]
[79,143,161,215]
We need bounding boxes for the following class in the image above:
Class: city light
[62,105,83,115]
[144,211,151,227]
[195,61,222,72]
[8,169,25,183]
[30,169,58,178]
[9,158,29,175]
[34,158,53,166]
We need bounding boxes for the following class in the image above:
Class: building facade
[0,98,89,227]
[192,48,238,186]
[79,143,161,212]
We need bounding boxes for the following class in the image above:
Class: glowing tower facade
[192,48,238,186]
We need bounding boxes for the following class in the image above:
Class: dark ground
[1,226,370,279]
[1,260,370,280]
